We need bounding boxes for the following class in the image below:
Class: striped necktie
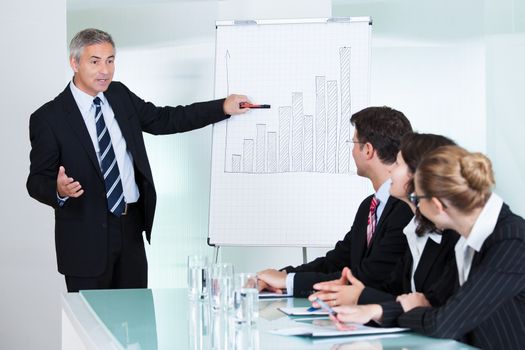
[366,196,380,246]
[93,97,125,216]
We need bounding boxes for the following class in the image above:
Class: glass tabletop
[79,288,476,350]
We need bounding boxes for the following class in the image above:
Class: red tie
[366,196,380,246]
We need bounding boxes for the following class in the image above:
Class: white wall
[0,1,67,349]
[333,0,525,216]
[334,0,487,152]
[485,0,525,216]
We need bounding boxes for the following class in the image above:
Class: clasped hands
[310,267,380,330]
[311,268,430,329]
[308,267,365,308]
[255,267,366,304]
[256,268,287,294]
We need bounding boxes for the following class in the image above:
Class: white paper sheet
[278,307,329,316]
[210,18,373,247]
[269,318,408,337]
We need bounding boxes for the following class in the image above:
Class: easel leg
[213,246,220,263]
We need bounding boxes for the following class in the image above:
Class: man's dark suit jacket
[359,229,459,307]
[283,195,413,297]
[382,203,525,350]
[27,81,229,277]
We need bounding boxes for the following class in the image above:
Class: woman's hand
[396,292,431,312]
[332,304,383,326]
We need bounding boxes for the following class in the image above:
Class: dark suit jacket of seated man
[257,106,414,297]
[284,191,413,297]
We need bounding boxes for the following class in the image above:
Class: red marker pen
[239,102,271,109]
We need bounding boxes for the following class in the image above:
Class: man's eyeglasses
[408,193,432,207]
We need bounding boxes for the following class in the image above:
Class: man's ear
[364,142,375,160]
[70,56,79,73]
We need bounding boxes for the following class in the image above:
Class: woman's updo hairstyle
[416,146,495,213]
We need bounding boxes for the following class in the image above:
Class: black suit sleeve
[423,256,458,308]
[359,251,409,304]
[26,108,61,209]
[118,82,229,135]
[292,271,343,297]
[398,237,525,340]
[379,301,405,327]
[282,229,354,275]
[378,260,460,327]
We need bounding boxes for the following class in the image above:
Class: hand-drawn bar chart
[226,47,355,174]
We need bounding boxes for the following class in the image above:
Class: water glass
[210,307,234,350]
[188,255,209,300]
[234,273,259,324]
[234,323,259,350]
[210,263,234,310]
[188,300,210,350]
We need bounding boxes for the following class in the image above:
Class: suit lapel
[413,238,441,289]
[367,196,396,250]
[375,196,396,231]
[104,85,138,160]
[352,195,373,263]
[472,204,508,270]
[61,86,103,181]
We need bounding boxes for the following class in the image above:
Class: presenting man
[27,28,249,292]
[257,106,414,301]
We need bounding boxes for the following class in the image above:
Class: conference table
[61,288,476,350]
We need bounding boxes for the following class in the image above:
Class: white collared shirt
[455,193,503,286]
[69,80,140,203]
[404,217,443,292]
[285,179,393,293]
[374,178,391,222]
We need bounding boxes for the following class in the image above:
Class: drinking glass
[187,255,209,300]
[233,273,259,323]
[210,262,234,310]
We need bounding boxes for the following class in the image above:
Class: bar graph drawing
[209,18,372,247]
[224,47,356,175]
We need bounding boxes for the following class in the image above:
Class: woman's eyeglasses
[408,193,432,207]
[408,193,448,209]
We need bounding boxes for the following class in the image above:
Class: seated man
[257,106,414,299]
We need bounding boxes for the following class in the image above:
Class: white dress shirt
[285,179,392,294]
[403,217,443,292]
[455,193,503,286]
[69,81,140,204]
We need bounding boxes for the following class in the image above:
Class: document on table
[269,318,409,337]
[278,307,329,316]
[259,291,292,299]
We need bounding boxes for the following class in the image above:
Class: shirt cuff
[286,272,295,294]
[56,192,69,207]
